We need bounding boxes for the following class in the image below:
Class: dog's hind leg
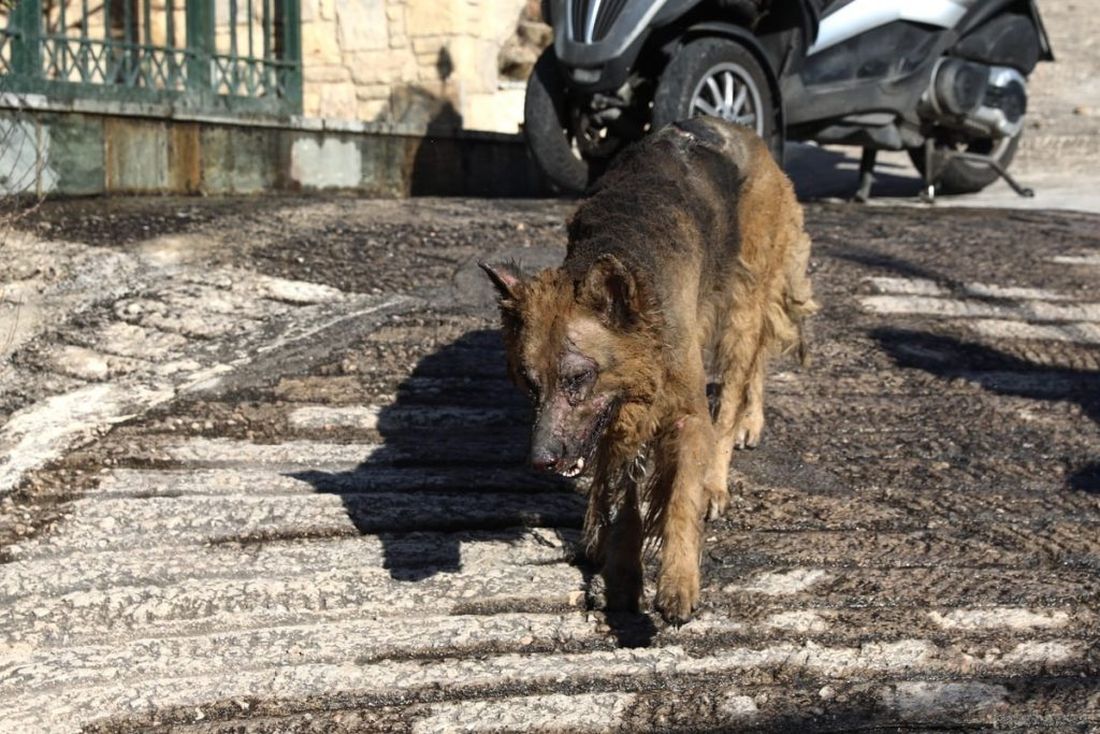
[734,349,767,450]
[707,306,768,519]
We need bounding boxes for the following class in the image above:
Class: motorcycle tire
[652,38,778,156]
[907,133,1021,195]
[524,47,591,195]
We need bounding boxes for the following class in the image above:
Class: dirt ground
[1,2,1098,730]
[0,193,1097,732]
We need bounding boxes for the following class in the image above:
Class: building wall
[297,0,544,134]
[0,107,548,197]
[0,0,547,134]
[0,0,552,197]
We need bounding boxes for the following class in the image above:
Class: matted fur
[483,117,816,623]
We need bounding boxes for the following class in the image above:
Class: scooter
[525,0,1053,199]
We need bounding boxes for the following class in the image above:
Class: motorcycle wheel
[907,133,1021,195]
[652,38,778,155]
[524,48,593,195]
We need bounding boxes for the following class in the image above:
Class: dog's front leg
[601,482,644,613]
[654,413,712,624]
[583,478,643,613]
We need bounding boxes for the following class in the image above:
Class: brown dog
[481,117,816,623]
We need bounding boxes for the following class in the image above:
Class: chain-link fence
[1,0,48,226]
[0,0,47,361]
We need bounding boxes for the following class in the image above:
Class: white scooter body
[809,0,978,55]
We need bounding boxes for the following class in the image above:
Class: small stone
[1073,105,1092,116]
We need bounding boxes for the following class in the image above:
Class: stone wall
[0,0,548,135]
[0,107,549,196]
[298,0,547,134]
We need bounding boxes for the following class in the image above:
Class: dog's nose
[530,447,561,472]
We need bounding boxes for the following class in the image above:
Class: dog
[481,117,816,623]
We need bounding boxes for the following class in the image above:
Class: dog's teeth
[561,460,583,478]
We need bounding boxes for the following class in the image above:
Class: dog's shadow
[290,329,658,645]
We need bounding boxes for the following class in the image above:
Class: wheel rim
[689,62,764,135]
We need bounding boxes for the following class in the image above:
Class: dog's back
[565,116,814,361]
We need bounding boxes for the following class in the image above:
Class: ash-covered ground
[0,195,1097,732]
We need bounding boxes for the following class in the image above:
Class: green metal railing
[0,0,301,115]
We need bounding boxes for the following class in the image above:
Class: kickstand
[920,137,1035,202]
[945,151,1036,198]
[920,138,937,203]
[853,147,877,203]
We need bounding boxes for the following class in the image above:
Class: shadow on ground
[292,329,659,645]
[785,143,924,202]
[874,327,1100,493]
[290,331,548,576]
[1070,463,1100,492]
[831,245,951,284]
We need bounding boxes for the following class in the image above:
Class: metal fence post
[2,0,300,114]
[185,0,213,97]
[9,0,43,78]
[280,0,301,111]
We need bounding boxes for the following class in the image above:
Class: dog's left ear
[579,254,641,327]
[479,261,525,303]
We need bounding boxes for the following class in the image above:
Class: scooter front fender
[550,0,699,91]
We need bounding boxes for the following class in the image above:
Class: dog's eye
[563,370,594,394]
[518,366,539,396]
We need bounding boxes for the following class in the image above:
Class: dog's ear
[579,254,641,327]
[478,261,525,303]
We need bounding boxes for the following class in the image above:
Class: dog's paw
[604,584,642,614]
[734,409,765,450]
[585,574,608,610]
[655,574,699,625]
[706,484,729,521]
[601,559,643,613]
